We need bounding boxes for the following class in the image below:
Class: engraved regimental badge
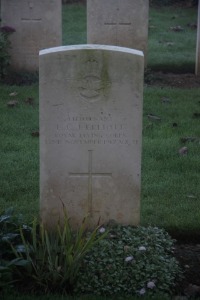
[78,59,111,103]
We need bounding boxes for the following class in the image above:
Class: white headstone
[1,0,62,71]
[39,45,144,229]
[87,0,149,65]
[196,2,200,75]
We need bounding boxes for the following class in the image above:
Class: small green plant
[0,208,27,258]
[75,225,182,297]
[9,209,107,294]
[0,208,30,291]
[0,26,15,79]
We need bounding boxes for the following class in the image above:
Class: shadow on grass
[148,62,195,74]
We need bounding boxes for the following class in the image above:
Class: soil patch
[145,72,200,89]
[174,243,200,298]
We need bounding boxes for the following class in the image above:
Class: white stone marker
[39,45,144,229]
[195,2,200,75]
[87,0,149,65]
[1,0,62,71]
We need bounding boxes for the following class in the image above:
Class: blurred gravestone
[1,0,62,71]
[39,45,144,229]
[87,0,149,65]
[196,2,200,75]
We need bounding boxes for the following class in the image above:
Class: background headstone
[1,0,62,71]
[195,1,200,75]
[40,45,144,229]
[87,0,149,66]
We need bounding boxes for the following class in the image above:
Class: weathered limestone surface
[87,0,149,65]
[1,0,62,71]
[39,45,144,229]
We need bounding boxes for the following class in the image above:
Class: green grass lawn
[148,6,197,72]
[142,87,200,237]
[0,3,199,235]
[62,3,86,45]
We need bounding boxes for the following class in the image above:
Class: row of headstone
[1,0,149,71]
[1,1,199,74]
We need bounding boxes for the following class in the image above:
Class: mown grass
[148,6,197,72]
[62,3,86,45]
[142,87,200,238]
[0,85,39,221]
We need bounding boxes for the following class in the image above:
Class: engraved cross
[21,2,42,23]
[20,1,42,56]
[104,4,131,45]
[69,150,112,215]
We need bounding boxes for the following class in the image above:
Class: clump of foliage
[0,208,30,291]
[0,209,182,297]
[0,26,15,79]
[0,208,106,294]
[75,225,182,297]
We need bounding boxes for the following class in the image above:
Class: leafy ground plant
[75,225,182,297]
[0,26,16,79]
[0,208,31,291]
[9,210,107,294]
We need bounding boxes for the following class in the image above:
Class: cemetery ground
[0,3,200,300]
